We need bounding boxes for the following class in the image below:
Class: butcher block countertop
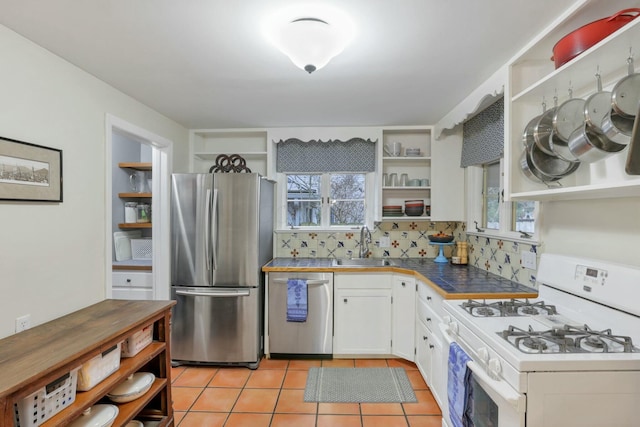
[263,258,537,300]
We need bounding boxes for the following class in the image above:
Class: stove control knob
[443,315,451,324]
[488,358,502,379]
[478,347,490,363]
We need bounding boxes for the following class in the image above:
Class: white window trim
[466,161,541,245]
[275,171,376,231]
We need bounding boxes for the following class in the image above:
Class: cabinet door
[392,275,415,361]
[431,131,464,221]
[334,288,392,354]
[429,331,446,412]
[415,320,432,385]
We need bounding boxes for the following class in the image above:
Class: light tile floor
[171,358,443,427]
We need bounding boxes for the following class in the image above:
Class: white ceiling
[0,0,582,129]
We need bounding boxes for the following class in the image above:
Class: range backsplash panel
[274,221,539,289]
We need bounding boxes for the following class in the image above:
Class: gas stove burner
[461,298,557,317]
[461,299,502,317]
[521,337,548,351]
[520,306,540,315]
[499,324,636,354]
[567,325,635,353]
[476,307,497,317]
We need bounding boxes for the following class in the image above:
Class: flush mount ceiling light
[262,4,355,74]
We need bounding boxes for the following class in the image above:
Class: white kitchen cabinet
[333,273,392,355]
[381,127,432,220]
[392,275,416,361]
[190,129,269,176]
[415,279,448,412]
[506,1,640,202]
[381,126,465,221]
[415,320,432,384]
[431,132,465,221]
[112,271,153,300]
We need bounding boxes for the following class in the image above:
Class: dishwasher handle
[270,278,331,286]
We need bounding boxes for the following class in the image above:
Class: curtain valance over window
[276,138,377,172]
[460,97,504,167]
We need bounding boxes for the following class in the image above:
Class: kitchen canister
[136,203,151,223]
[124,202,137,223]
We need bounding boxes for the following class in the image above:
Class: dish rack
[14,368,79,427]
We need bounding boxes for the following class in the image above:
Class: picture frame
[0,136,63,202]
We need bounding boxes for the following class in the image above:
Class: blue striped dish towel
[448,342,473,427]
[286,279,308,322]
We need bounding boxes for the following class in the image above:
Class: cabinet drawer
[416,296,440,331]
[112,272,152,288]
[417,280,444,318]
[112,288,153,300]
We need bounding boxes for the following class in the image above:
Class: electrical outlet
[15,314,31,333]
[379,236,391,248]
[521,251,537,270]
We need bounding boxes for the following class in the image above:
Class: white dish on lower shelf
[69,404,118,427]
[107,372,155,403]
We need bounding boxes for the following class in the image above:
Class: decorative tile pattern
[274,220,540,289]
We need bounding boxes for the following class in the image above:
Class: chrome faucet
[359,225,372,258]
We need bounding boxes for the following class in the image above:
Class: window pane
[287,174,321,226]
[330,173,365,226]
[513,201,536,233]
[483,162,500,230]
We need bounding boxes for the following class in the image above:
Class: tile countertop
[262,258,538,300]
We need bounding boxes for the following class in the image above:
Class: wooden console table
[0,299,176,426]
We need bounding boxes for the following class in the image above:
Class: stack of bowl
[382,205,403,217]
[404,200,424,216]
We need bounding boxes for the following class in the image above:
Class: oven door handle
[439,322,525,412]
[466,361,526,412]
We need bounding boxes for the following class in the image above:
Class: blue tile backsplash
[275,221,539,289]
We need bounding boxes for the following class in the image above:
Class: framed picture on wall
[0,136,63,202]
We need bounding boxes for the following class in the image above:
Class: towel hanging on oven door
[448,342,473,427]
[286,279,308,322]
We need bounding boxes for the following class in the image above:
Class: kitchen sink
[332,258,394,267]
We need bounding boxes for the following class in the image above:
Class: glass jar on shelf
[136,203,151,223]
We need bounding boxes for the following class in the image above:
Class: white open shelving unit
[506,0,640,202]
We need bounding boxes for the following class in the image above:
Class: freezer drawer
[171,286,262,368]
[268,272,333,356]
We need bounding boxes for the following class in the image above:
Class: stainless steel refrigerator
[170,173,274,369]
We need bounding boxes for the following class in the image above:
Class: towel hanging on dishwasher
[286,279,308,322]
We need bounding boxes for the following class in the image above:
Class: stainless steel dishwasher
[267,272,333,358]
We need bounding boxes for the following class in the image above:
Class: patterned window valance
[460,97,504,167]
[276,138,377,172]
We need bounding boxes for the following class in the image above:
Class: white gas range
[440,253,640,427]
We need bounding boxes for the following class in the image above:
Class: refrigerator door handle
[211,188,218,271]
[204,188,212,272]
[271,279,331,286]
[175,288,251,298]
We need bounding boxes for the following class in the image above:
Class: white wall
[541,197,640,266]
[0,25,189,338]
